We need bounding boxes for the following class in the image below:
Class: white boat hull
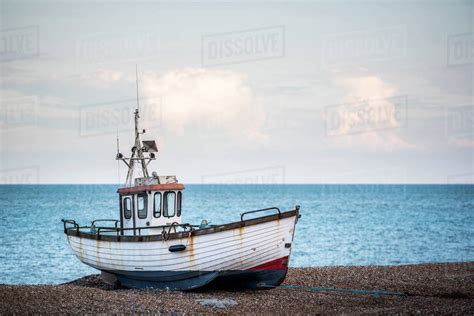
[66,211,299,289]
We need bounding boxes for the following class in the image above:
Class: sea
[0,184,473,285]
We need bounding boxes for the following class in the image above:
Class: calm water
[0,184,473,285]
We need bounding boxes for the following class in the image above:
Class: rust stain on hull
[188,235,195,259]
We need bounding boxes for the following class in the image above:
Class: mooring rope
[266,284,407,297]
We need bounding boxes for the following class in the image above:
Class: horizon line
[0,183,473,185]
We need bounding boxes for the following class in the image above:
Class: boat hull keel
[100,256,289,290]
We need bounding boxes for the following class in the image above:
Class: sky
[0,0,473,184]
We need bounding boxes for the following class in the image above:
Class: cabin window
[177,191,182,217]
[137,193,147,219]
[123,197,132,219]
[153,192,161,218]
[163,191,176,217]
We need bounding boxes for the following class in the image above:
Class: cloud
[326,75,415,151]
[448,136,474,148]
[340,76,396,100]
[79,69,126,88]
[141,68,266,142]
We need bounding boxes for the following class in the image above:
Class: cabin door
[134,193,149,232]
[121,195,134,236]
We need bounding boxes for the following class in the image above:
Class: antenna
[116,129,120,154]
[115,66,158,186]
[135,65,140,112]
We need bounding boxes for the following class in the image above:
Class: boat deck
[63,208,299,242]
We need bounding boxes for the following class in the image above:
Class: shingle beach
[1,262,472,314]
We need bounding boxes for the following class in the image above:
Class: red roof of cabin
[117,183,185,194]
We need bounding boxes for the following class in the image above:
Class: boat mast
[117,66,156,186]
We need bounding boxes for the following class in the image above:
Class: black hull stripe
[100,269,288,290]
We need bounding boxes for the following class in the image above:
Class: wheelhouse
[118,183,184,236]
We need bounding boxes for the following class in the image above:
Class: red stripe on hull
[248,256,289,271]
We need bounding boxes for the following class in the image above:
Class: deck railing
[91,219,119,228]
[61,219,200,239]
[61,205,300,239]
[240,207,281,221]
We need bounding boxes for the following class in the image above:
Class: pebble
[0,262,473,314]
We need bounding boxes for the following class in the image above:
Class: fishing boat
[62,79,300,290]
